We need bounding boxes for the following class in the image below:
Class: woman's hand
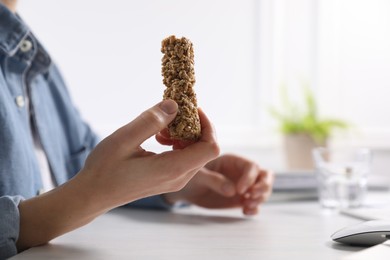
[78,99,220,209]
[163,154,274,216]
[17,100,220,251]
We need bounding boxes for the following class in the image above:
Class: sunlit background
[18,0,390,179]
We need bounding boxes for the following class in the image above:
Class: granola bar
[161,35,201,141]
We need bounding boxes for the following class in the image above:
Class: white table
[12,195,382,260]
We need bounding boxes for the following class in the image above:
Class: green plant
[269,85,348,144]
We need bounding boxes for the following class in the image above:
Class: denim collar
[0,3,29,56]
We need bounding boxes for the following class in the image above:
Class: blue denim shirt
[0,5,170,258]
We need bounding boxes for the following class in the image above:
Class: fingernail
[160,100,178,115]
[247,201,258,209]
[222,182,235,196]
[244,208,258,216]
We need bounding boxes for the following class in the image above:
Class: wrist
[16,174,107,251]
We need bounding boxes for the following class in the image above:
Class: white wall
[18,0,260,147]
[317,0,390,148]
[17,0,390,172]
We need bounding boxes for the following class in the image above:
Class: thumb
[112,100,178,150]
[198,168,236,197]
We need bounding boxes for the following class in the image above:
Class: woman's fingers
[155,129,172,145]
[112,100,178,152]
[196,168,236,197]
[162,108,220,169]
[236,163,260,195]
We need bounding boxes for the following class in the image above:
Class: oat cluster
[161,35,201,141]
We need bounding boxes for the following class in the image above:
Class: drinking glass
[312,147,371,208]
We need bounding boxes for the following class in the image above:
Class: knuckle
[140,110,165,130]
[207,141,220,158]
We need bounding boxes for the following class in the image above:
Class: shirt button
[20,39,33,53]
[15,95,25,108]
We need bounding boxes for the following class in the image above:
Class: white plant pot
[283,133,326,170]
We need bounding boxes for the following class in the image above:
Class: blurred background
[18,0,390,182]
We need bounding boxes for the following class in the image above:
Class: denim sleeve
[0,195,23,259]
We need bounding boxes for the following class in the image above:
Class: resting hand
[163,154,274,216]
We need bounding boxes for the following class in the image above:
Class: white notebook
[341,207,390,221]
[340,192,390,221]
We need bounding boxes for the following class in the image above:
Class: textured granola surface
[161,35,201,141]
